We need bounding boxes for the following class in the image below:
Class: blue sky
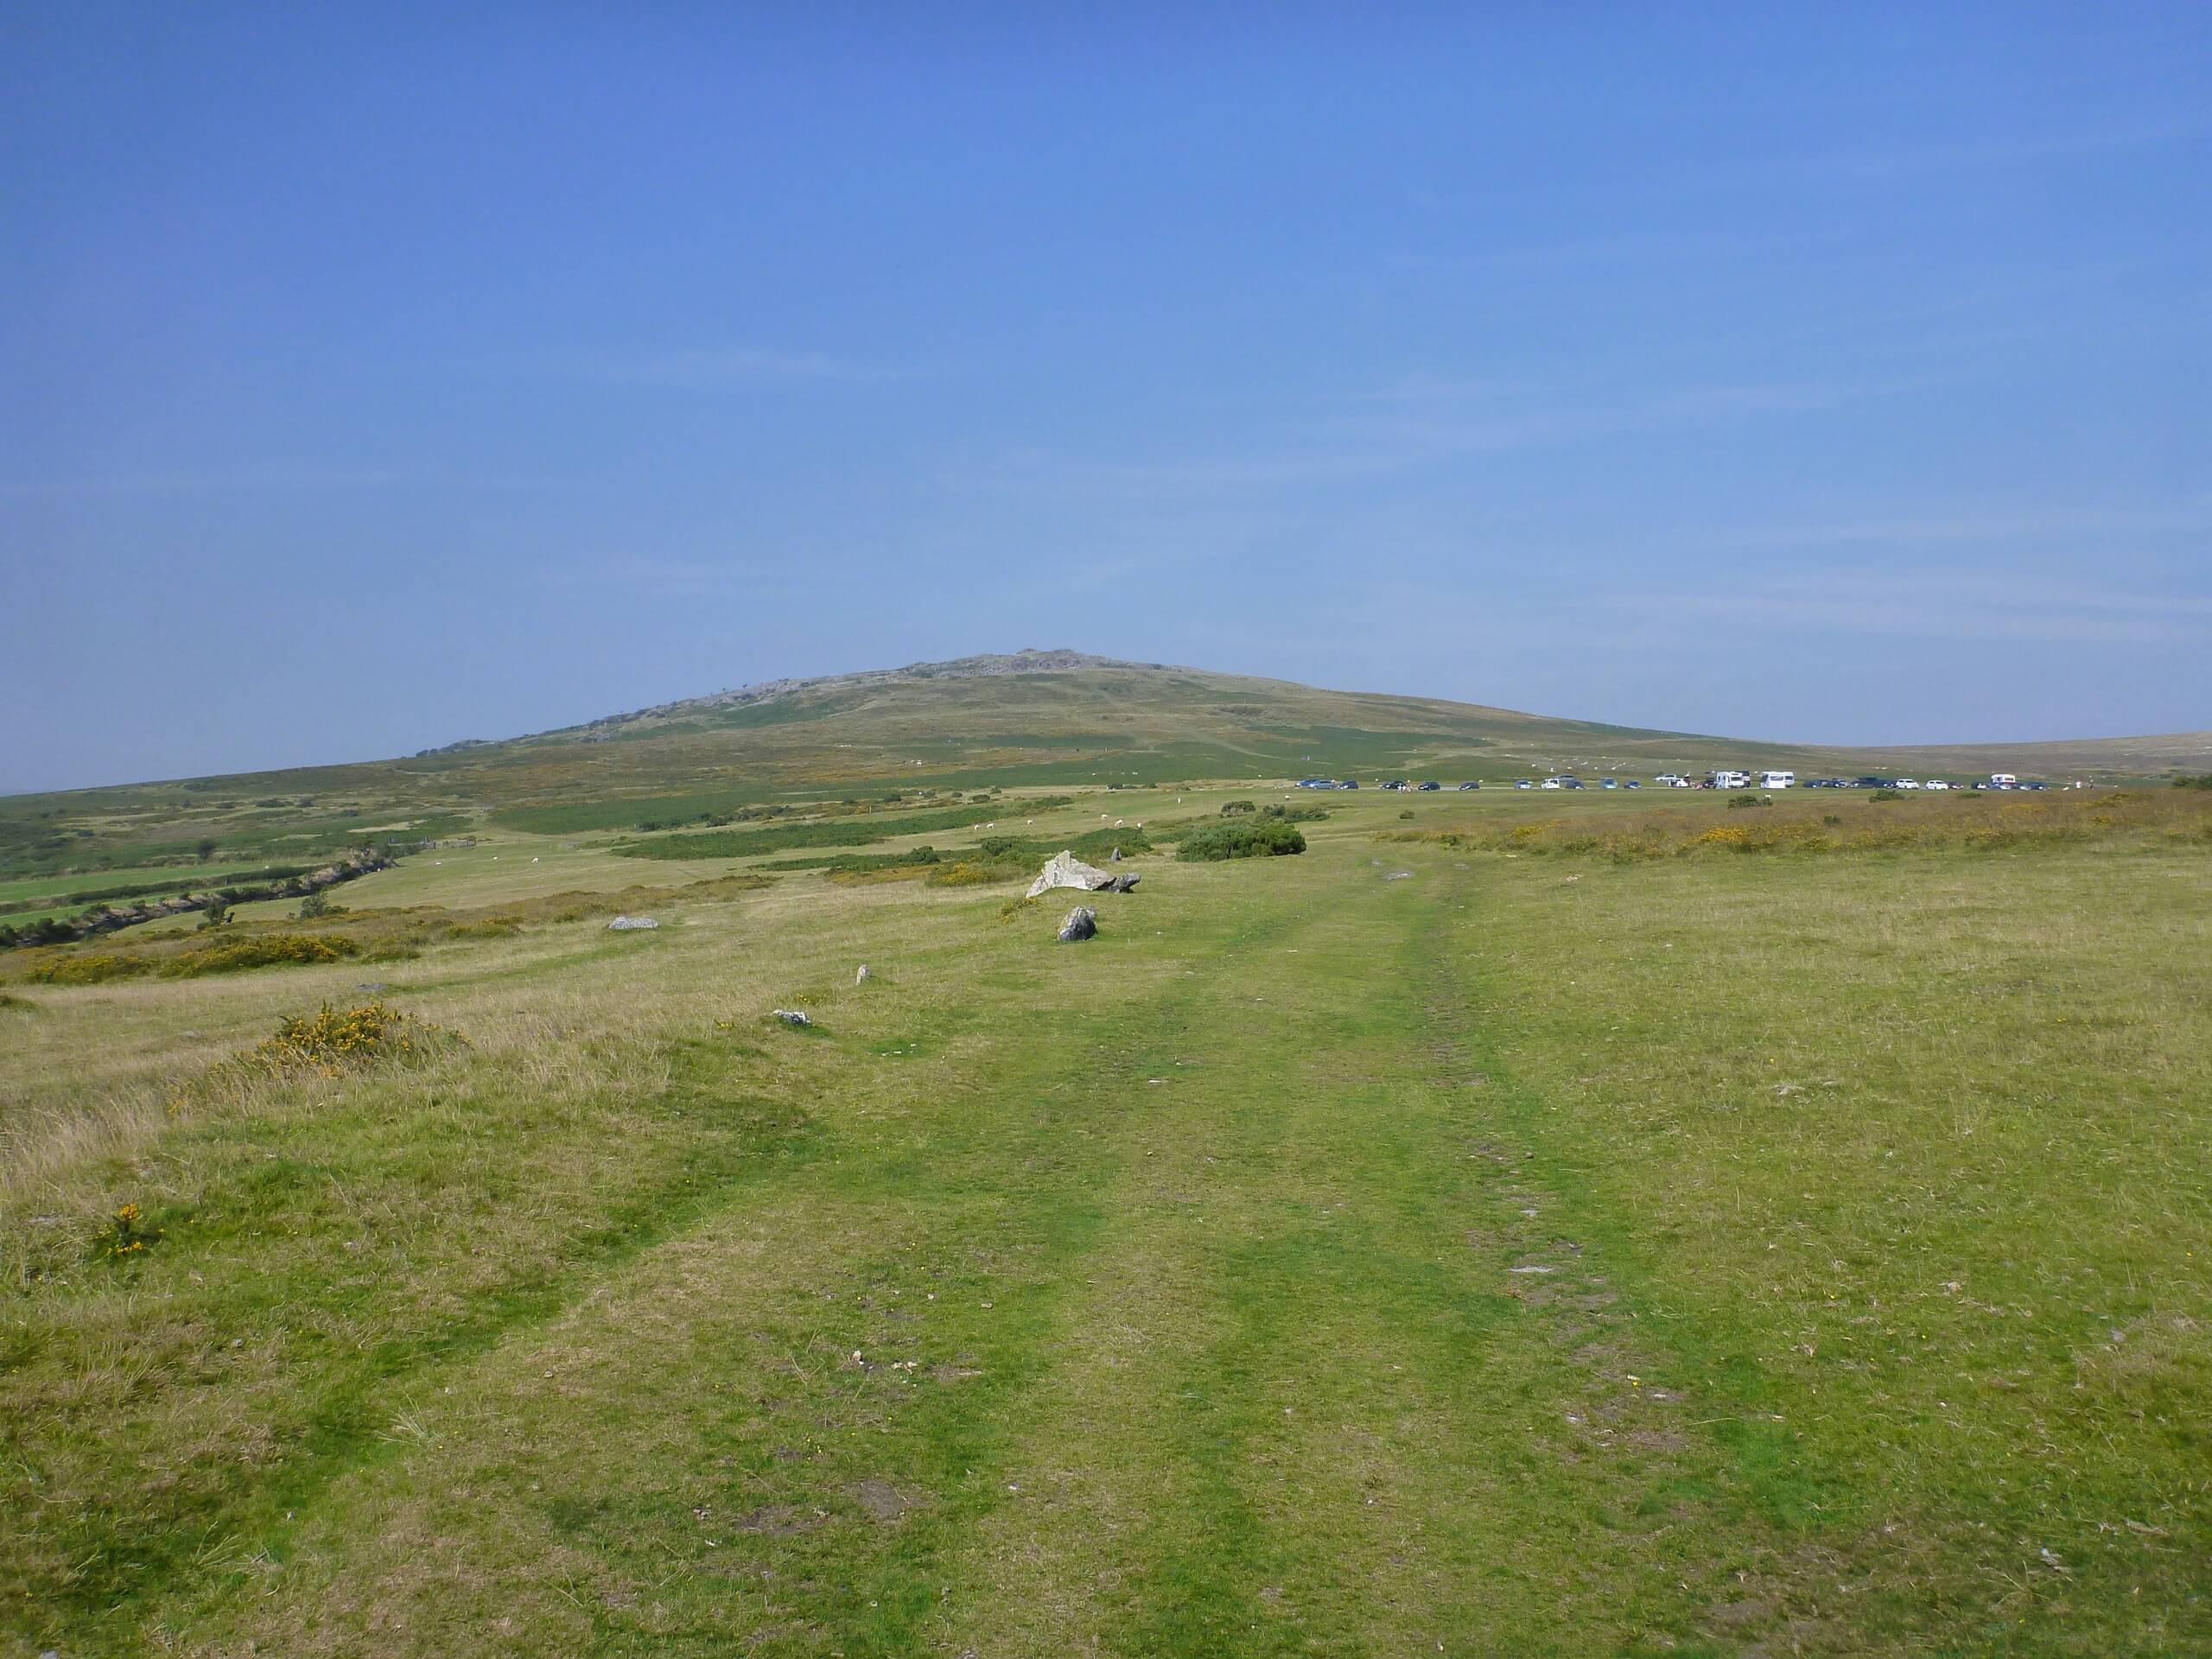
[4,3,2207,792]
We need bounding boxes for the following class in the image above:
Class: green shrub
[441,918,521,939]
[1175,821,1306,861]
[1869,787,1904,802]
[2172,773,2212,791]
[1222,800,1256,816]
[162,933,359,978]
[1727,793,1768,809]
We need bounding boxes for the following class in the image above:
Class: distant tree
[195,838,218,862]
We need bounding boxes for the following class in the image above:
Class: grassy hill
[5,651,2205,901]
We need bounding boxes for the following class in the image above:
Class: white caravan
[1759,770,1796,789]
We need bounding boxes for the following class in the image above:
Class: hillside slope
[3,650,2203,886]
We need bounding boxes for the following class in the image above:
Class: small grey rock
[1057,906,1098,943]
[607,914,659,931]
[772,1008,811,1026]
[855,963,870,984]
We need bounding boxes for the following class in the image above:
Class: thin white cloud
[0,465,402,498]
[541,346,893,386]
[1707,501,2212,550]
[965,373,1940,503]
[1600,569,2212,645]
[1789,115,2205,187]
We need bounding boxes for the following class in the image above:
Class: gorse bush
[95,1203,160,1261]
[226,1001,458,1084]
[1176,820,1307,861]
[1222,800,1257,816]
[2174,773,2212,791]
[162,933,359,978]
[28,952,149,985]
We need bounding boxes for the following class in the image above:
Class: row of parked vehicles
[1683,771,2051,791]
[1295,771,2055,793]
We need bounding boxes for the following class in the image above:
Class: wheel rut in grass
[921,856,1773,1656]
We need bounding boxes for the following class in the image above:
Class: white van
[1713,770,1751,790]
[1759,771,1795,789]
[1990,773,2017,788]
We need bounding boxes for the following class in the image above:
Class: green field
[3,769,2207,1656]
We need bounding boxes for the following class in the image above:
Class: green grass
[1,779,2207,1655]
[612,798,1071,861]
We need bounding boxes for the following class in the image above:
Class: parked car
[1624,780,1642,789]
[1417,781,1440,791]
[1600,779,1618,789]
[1515,780,1535,790]
[1924,779,1951,791]
[1456,781,1481,791]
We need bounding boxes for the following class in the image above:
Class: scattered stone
[772,1008,811,1026]
[1027,850,1116,898]
[354,982,388,993]
[1107,872,1141,893]
[1109,847,1122,861]
[607,914,659,931]
[855,964,870,984]
[1383,870,1414,880]
[1057,906,1098,943]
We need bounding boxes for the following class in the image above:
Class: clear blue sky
[4,3,2206,792]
